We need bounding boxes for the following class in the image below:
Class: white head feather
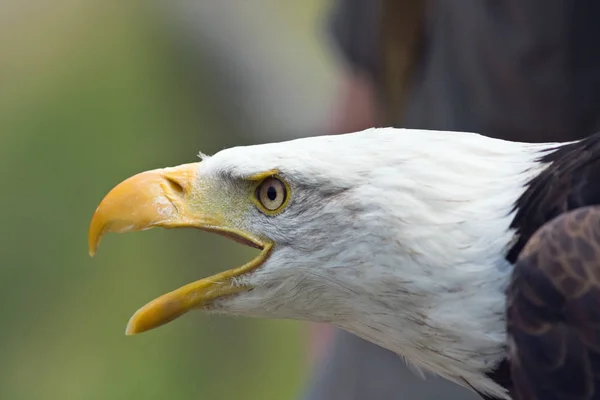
[195,128,553,398]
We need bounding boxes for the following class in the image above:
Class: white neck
[324,131,551,398]
[215,128,557,399]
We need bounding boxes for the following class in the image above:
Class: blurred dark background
[0,1,338,399]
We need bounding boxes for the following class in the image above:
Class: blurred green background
[0,1,339,399]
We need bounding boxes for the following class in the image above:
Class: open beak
[88,163,272,335]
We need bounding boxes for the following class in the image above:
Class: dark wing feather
[507,206,600,400]
[508,134,600,264]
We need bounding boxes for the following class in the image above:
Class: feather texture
[508,206,600,400]
[198,128,558,398]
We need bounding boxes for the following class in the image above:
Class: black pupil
[267,186,277,201]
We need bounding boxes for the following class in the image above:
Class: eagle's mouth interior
[122,227,272,336]
[199,226,264,250]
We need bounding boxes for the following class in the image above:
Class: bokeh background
[1,1,341,399]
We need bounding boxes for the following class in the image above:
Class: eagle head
[89,130,414,334]
[88,128,542,398]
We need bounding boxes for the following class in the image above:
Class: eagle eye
[255,177,288,213]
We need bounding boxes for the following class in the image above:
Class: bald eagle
[89,128,600,400]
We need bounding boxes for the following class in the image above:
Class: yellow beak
[88,163,271,335]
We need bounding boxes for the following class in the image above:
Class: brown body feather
[507,206,600,400]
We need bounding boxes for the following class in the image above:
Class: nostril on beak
[165,176,185,196]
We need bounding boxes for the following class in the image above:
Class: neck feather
[326,129,551,398]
